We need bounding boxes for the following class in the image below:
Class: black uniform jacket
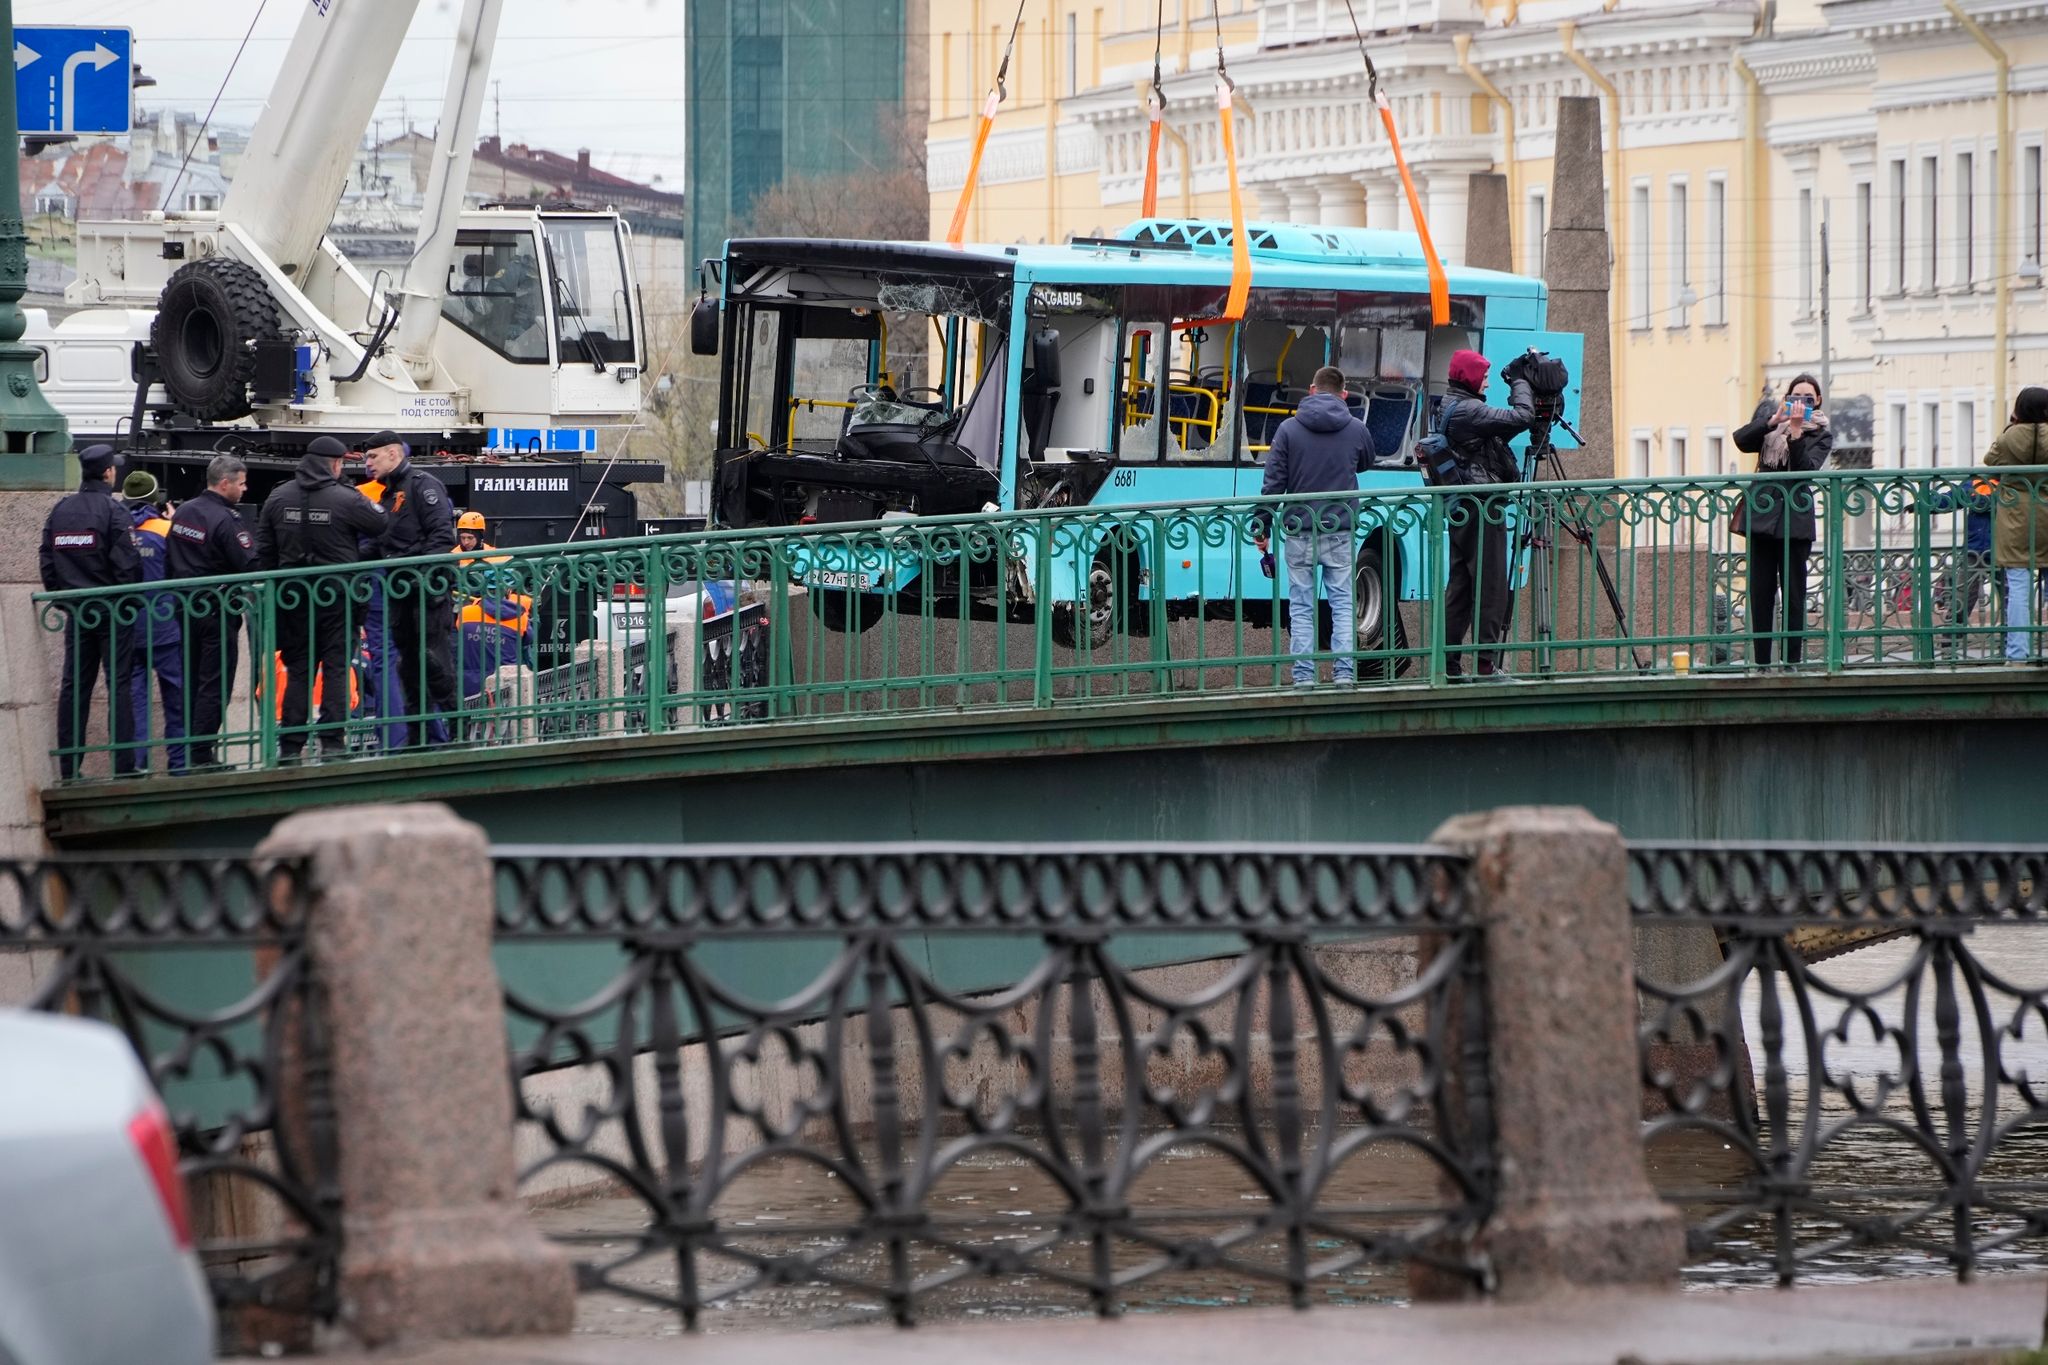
[1442,378,1538,486]
[39,480,143,592]
[256,453,389,569]
[377,459,457,559]
[166,488,257,580]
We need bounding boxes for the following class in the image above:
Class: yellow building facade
[927,0,2045,475]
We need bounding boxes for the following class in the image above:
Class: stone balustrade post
[1430,805,1682,1298]
[257,803,573,1347]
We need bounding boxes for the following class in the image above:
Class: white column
[1425,172,1472,267]
[1281,182,1322,225]
[1315,175,1369,227]
[1252,184,1291,223]
[1359,173,1400,232]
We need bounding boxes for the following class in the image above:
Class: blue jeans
[2005,568,2042,661]
[126,632,186,771]
[1284,529,1355,684]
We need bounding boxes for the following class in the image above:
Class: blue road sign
[14,27,132,136]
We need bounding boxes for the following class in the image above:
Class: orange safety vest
[459,591,533,636]
[257,653,362,717]
[139,515,172,539]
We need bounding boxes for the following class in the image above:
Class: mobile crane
[31,0,664,541]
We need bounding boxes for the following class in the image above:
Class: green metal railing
[34,465,2048,781]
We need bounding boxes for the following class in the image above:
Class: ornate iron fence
[1630,843,2048,1284]
[3,855,340,1340]
[34,465,2048,782]
[493,843,1491,1326]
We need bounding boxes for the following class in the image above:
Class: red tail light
[611,583,646,600]
[128,1102,193,1250]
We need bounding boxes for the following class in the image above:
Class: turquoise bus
[703,218,1583,662]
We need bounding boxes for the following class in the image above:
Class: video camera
[1503,347,1571,399]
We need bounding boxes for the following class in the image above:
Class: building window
[941,32,953,110]
[33,193,66,216]
[1705,177,1727,325]
[184,192,220,212]
[1957,399,1977,464]
[1957,150,1975,286]
[1855,181,1873,311]
[1527,187,1547,278]
[2026,145,2043,273]
[1706,430,1726,478]
[1889,158,1908,296]
[1629,182,1651,328]
[1921,155,1940,291]
[1920,400,1941,467]
[1890,402,1909,468]
[1670,429,1689,477]
[1630,433,1653,478]
[1669,179,1691,326]
[1798,188,1815,315]
[1066,11,1079,96]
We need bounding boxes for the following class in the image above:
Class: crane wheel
[152,258,284,422]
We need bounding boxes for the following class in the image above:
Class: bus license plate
[809,570,875,591]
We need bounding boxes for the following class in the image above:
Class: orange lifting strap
[946,0,1028,247]
[1216,72,1252,321]
[1140,1,1167,218]
[1344,0,1450,326]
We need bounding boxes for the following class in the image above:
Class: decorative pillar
[1543,95,1615,479]
[1359,172,1400,231]
[1424,171,1473,268]
[1314,175,1368,228]
[1465,171,1514,273]
[1252,184,1291,223]
[1282,182,1321,225]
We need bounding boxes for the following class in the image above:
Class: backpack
[1415,397,1466,487]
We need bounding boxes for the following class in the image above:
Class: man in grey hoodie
[1251,366,1376,685]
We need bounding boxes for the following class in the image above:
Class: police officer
[167,454,256,769]
[38,444,144,778]
[122,471,186,772]
[257,435,388,761]
[361,431,459,746]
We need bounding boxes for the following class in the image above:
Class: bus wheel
[1050,555,1128,650]
[1355,533,1409,680]
[811,589,886,634]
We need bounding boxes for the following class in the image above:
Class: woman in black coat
[1733,373,1835,665]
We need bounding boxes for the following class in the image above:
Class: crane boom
[219,0,427,281]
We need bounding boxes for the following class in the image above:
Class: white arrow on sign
[57,42,118,133]
[13,41,37,71]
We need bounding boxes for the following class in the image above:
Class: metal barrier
[33,465,2048,781]
[1631,843,2048,1284]
[493,842,1492,1325]
[4,855,338,1343]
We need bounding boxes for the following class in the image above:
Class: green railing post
[1427,494,1448,685]
[644,549,669,733]
[253,583,279,769]
[768,544,793,721]
[1824,481,1846,673]
[1147,514,1170,695]
[1034,518,1055,708]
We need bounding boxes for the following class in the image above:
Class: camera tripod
[1512,403,1651,674]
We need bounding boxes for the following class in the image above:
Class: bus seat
[1365,388,1415,459]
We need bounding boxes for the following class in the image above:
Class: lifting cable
[945,0,1029,246]
[1341,0,1450,325]
[1140,0,1167,218]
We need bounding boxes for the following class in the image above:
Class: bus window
[787,310,882,446]
[737,307,782,449]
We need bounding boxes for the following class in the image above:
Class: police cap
[362,429,406,454]
[307,435,350,458]
[78,444,122,479]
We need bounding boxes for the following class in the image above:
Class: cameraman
[1439,348,1540,679]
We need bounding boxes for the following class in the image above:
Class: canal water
[536,928,2048,1337]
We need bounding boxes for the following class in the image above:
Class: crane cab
[435,207,645,444]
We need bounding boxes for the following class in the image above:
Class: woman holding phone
[1982,386,2048,662]
[1733,373,1834,666]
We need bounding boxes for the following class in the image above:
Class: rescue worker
[255,435,388,762]
[122,471,186,772]
[166,454,255,769]
[1439,349,1537,680]
[38,444,144,778]
[455,510,491,560]
[361,431,460,746]
[457,588,536,701]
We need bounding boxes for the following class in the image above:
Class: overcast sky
[24,0,688,187]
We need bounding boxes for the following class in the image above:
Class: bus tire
[151,257,283,422]
[1050,551,1133,650]
[811,589,886,634]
